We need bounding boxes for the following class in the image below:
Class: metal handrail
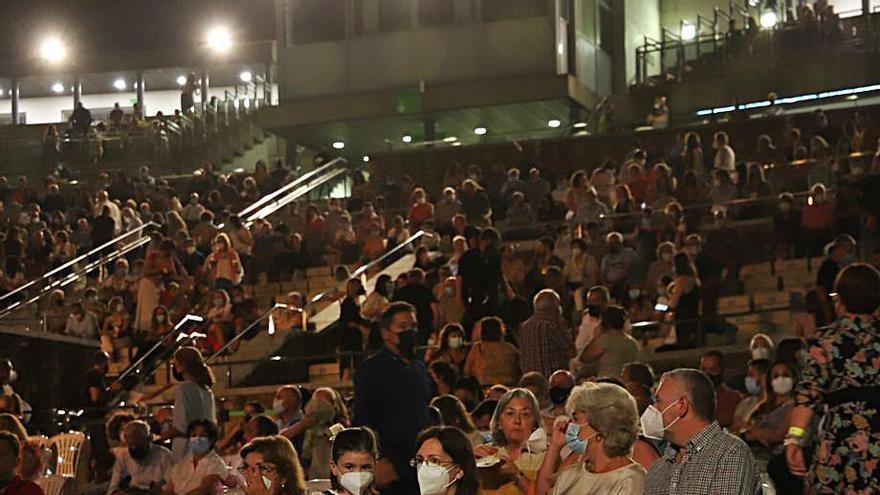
[237,159,345,219]
[0,234,153,319]
[0,221,158,307]
[245,167,348,224]
[111,314,205,388]
[206,230,426,369]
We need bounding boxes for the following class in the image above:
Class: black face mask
[129,446,149,461]
[172,369,185,382]
[549,387,572,406]
[396,329,417,359]
[586,304,603,318]
[708,373,723,389]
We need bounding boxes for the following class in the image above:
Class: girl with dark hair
[739,360,796,456]
[425,323,468,369]
[430,395,482,447]
[414,426,480,495]
[324,427,380,495]
[361,274,392,320]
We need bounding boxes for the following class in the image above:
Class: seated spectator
[430,361,458,396]
[452,376,484,413]
[698,350,742,429]
[326,427,379,495]
[464,317,519,386]
[431,395,483,447]
[408,187,434,228]
[537,382,647,495]
[816,234,856,297]
[435,276,465,329]
[621,284,653,324]
[101,296,131,361]
[519,372,551,411]
[108,420,174,495]
[562,239,598,293]
[573,187,608,226]
[272,292,305,333]
[474,389,545,495]
[642,369,758,494]
[619,362,655,416]
[426,323,468,370]
[414,427,480,495]
[645,242,674,298]
[749,333,774,361]
[66,301,99,340]
[205,233,244,292]
[739,360,796,456]
[801,183,836,256]
[505,192,536,228]
[237,436,307,495]
[732,358,772,433]
[43,289,68,334]
[577,306,640,378]
[599,232,638,297]
[163,420,229,495]
[0,431,43,495]
[434,188,462,233]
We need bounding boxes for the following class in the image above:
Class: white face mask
[339,471,373,495]
[771,376,794,395]
[628,289,641,300]
[417,463,455,495]
[526,427,547,454]
[640,400,681,440]
[751,347,771,360]
[272,398,286,415]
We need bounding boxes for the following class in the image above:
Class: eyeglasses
[237,462,277,475]
[410,456,454,469]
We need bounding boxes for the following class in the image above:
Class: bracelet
[787,426,806,438]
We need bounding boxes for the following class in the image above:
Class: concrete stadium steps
[205,252,417,393]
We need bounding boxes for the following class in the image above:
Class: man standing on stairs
[354,302,431,495]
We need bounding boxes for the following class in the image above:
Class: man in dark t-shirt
[392,269,436,344]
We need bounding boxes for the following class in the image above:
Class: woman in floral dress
[786,263,880,494]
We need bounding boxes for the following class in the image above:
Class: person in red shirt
[407,187,434,228]
[0,432,44,495]
[698,350,743,429]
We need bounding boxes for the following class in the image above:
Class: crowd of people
[0,100,878,495]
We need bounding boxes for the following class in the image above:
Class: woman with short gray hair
[535,382,645,495]
[475,388,547,495]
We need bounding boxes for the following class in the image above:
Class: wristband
[787,426,806,438]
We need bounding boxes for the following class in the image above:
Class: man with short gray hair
[518,289,575,377]
[107,420,173,495]
[642,368,759,495]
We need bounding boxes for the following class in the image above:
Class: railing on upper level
[634,3,880,87]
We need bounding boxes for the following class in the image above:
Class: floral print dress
[794,315,880,494]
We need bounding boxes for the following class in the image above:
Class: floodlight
[547,119,562,128]
[760,10,778,29]
[474,127,487,136]
[332,141,345,149]
[206,25,232,53]
[680,22,697,41]
[113,79,126,90]
[38,37,66,64]
[239,71,252,83]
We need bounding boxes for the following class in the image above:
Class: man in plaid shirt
[518,289,575,377]
[643,368,760,495]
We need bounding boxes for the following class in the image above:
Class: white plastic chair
[48,432,88,478]
[37,474,71,495]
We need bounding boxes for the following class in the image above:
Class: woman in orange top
[408,187,435,228]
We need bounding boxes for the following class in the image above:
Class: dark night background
[0,0,276,54]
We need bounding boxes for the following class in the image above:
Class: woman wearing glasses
[238,435,307,495]
[413,426,479,495]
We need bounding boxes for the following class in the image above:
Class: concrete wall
[276,16,557,98]
[660,0,720,31]
[625,0,661,86]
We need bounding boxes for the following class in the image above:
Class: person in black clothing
[85,351,122,476]
[70,102,93,136]
[817,234,856,297]
[393,268,436,345]
[353,302,431,495]
[458,227,504,334]
[91,206,117,248]
[338,278,370,380]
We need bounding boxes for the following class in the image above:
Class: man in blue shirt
[353,302,431,495]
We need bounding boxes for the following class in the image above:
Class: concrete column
[423,116,436,142]
[10,79,20,125]
[73,77,82,108]
[362,0,380,34]
[200,71,210,109]
[136,71,145,111]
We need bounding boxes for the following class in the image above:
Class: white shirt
[713,145,736,172]
[167,451,229,495]
[551,462,645,495]
[107,445,174,495]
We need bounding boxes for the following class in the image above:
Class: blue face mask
[744,376,761,396]
[479,431,494,444]
[565,422,589,454]
[188,436,212,456]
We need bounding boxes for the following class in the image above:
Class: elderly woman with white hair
[535,382,646,495]
[474,388,547,495]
